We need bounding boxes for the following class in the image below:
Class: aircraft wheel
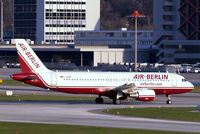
[95,97,104,104]
[166,100,172,104]
[113,99,121,105]
[166,94,172,104]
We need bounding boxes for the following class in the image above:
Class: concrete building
[0,30,153,67]
[154,0,200,64]
[13,0,100,45]
[75,30,153,66]
[13,0,37,42]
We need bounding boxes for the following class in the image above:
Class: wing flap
[110,83,136,92]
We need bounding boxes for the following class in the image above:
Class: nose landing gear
[166,94,172,104]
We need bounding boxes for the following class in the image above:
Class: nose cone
[188,81,194,91]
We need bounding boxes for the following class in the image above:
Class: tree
[3,0,153,31]
[100,0,153,30]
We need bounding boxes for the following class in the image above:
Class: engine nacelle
[130,89,155,102]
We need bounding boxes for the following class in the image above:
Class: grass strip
[0,94,96,101]
[105,107,200,122]
[0,122,198,134]
[192,86,200,93]
[0,79,31,86]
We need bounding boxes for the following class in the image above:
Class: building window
[45,1,86,5]
[163,25,172,31]
[163,6,172,12]
[45,24,85,28]
[163,15,172,21]
[122,33,127,37]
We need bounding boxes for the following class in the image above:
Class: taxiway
[0,93,200,133]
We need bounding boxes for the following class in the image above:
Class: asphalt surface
[0,92,200,133]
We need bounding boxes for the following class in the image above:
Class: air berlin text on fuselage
[18,43,40,68]
[133,74,168,80]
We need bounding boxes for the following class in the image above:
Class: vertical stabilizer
[15,39,51,73]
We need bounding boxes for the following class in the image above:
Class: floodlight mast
[129,11,145,72]
[1,1,3,43]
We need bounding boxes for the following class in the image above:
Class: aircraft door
[51,73,57,86]
[171,75,177,87]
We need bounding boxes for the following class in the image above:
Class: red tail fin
[15,39,51,73]
[18,52,33,73]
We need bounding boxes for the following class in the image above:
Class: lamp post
[129,11,145,72]
[1,1,3,43]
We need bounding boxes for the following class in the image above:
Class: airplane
[12,39,194,104]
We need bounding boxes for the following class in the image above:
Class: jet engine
[129,89,155,101]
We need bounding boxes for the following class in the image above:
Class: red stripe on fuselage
[49,86,193,95]
[16,50,193,96]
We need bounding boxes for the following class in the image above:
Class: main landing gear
[95,96,104,104]
[95,96,121,105]
[166,94,172,104]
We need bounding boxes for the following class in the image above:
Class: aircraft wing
[110,83,136,93]
[109,83,137,99]
[108,83,155,101]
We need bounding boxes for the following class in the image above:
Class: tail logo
[18,43,41,69]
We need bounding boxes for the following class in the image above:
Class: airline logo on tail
[18,43,41,69]
[15,39,51,73]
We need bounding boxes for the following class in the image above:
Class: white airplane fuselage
[13,71,193,96]
[12,39,194,104]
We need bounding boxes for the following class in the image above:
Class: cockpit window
[182,79,187,82]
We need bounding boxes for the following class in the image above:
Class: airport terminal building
[75,30,153,66]
[0,30,153,67]
[13,0,100,45]
[154,0,200,64]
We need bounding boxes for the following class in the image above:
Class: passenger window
[182,79,187,82]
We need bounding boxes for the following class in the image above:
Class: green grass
[0,79,31,86]
[0,94,136,103]
[192,86,200,93]
[105,107,200,122]
[0,94,97,101]
[0,122,198,134]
